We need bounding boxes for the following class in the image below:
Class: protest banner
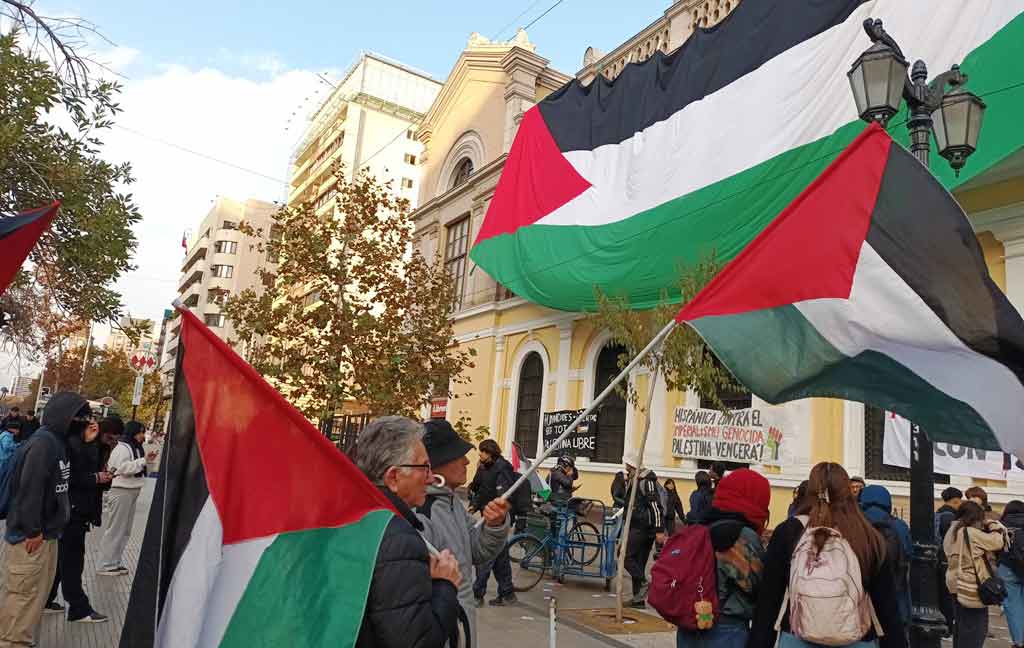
[542,409,598,459]
[883,411,1024,479]
[671,407,784,466]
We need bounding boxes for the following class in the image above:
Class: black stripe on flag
[120,335,210,648]
[537,0,867,153]
[866,142,1024,387]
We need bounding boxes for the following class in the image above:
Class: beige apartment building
[412,0,1024,522]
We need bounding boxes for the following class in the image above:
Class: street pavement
[2,479,1015,648]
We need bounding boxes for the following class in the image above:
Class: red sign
[101,396,114,407]
[130,354,156,372]
[430,398,448,419]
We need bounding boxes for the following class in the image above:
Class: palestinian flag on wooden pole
[119,306,397,647]
[676,123,1024,457]
[470,0,1024,312]
[0,202,58,295]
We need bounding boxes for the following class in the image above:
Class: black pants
[474,546,513,600]
[624,527,655,596]
[954,602,988,648]
[938,565,955,634]
[665,517,677,536]
[46,518,92,618]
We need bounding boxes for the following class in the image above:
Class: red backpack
[647,523,720,631]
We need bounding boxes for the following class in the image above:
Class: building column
[555,322,573,409]
[489,335,506,443]
[1003,236,1024,316]
[644,368,668,468]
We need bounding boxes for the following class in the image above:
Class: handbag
[967,527,1008,606]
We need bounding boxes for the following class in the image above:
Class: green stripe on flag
[220,508,393,648]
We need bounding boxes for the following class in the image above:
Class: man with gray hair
[353,416,463,648]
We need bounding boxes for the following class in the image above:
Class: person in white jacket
[97,421,148,576]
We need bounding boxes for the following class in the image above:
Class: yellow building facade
[412,2,1024,523]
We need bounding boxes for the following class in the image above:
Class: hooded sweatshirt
[415,485,508,647]
[108,421,148,489]
[860,485,912,622]
[4,392,83,543]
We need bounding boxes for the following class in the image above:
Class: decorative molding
[434,130,486,198]
[970,201,1024,242]
[453,309,580,343]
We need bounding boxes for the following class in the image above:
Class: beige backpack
[775,517,883,646]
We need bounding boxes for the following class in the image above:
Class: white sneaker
[96,566,128,576]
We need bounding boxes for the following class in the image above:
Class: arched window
[451,157,474,189]
[514,352,544,456]
[593,343,628,463]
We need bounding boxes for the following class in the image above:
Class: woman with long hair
[943,500,1008,648]
[663,479,686,535]
[748,462,906,648]
[999,501,1024,648]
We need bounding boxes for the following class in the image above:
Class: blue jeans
[676,620,748,648]
[999,563,1024,645]
[777,632,877,648]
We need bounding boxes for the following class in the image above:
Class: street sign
[130,353,155,373]
[430,398,447,419]
[132,375,145,406]
[101,396,114,407]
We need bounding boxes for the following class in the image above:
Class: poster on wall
[542,409,598,459]
[671,407,784,466]
[883,412,1024,479]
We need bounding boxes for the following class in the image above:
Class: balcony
[178,270,203,294]
[182,293,199,308]
[180,246,207,274]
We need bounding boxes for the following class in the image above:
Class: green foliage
[589,253,747,411]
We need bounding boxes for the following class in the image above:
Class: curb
[516,597,636,648]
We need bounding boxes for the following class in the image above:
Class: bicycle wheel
[507,535,547,592]
[566,521,601,566]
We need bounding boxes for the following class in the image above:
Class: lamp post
[847,18,987,648]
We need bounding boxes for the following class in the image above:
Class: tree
[224,164,475,421]
[0,25,141,356]
[588,253,747,412]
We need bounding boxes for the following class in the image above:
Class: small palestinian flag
[511,443,550,501]
[676,124,1024,457]
[119,308,397,647]
[0,202,58,294]
[470,1,1024,312]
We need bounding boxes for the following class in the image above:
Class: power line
[113,125,289,185]
[492,0,546,40]
[523,0,566,31]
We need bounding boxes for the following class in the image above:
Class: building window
[222,220,238,230]
[204,313,226,328]
[444,217,470,310]
[451,157,474,188]
[267,224,282,263]
[406,128,416,140]
[699,356,752,410]
[514,353,544,457]
[401,178,414,190]
[207,289,229,305]
[211,264,234,279]
[593,343,628,464]
[214,240,237,254]
[404,153,417,165]
[302,289,322,307]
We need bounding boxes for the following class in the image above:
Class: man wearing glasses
[353,416,463,648]
[0,391,87,647]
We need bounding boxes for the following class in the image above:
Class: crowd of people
[0,392,153,647]
[346,415,1024,648]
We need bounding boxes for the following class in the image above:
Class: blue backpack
[0,431,21,519]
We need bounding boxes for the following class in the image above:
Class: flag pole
[475,318,678,529]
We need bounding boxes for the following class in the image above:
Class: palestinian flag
[470,0,1024,312]
[120,308,397,647]
[0,202,58,294]
[511,442,550,500]
[676,124,1024,457]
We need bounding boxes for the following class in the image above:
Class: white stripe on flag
[795,242,1024,456]
[537,0,1021,229]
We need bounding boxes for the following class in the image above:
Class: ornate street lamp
[849,18,986,174]
[849,18,988,648]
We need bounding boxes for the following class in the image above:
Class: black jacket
[611,470,664,533]
[468,456,514,511]
[687,487,714,524]
[549,466,577,504]
[67,434,104,527]
[747,516,908,648]
[355,486,461,648]
[665,490,685,522]
[4,392,82,543]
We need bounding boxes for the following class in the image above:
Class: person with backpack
[0,418,23,479]
[468,439,518,606]
[549,454,578,506]
[936,486,963,635]
[0,393,87,647]
[998,501,1024,648]
[651,468,769,648]
[748,462,907,648]
[686,470,714,525]
[611,450,665,608]
[943,501,1008,648]
[415,420,509,647]
[663,479,686,535]
[860,485,912,628]
[96,420,148,577]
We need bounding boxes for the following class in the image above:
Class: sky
[6,0,668,387]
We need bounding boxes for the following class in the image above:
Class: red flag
[181,232,188,250]
[0,202,58,295]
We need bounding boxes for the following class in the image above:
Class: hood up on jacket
[40,391,88,438]
[712,468,771,533]
[861,484,894,524]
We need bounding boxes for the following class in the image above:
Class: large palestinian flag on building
[120,308,396,647]
[0,202,58,295]
[677,123,1024,457]
[471,0,1024,312]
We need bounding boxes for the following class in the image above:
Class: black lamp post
[847,18,987,648]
